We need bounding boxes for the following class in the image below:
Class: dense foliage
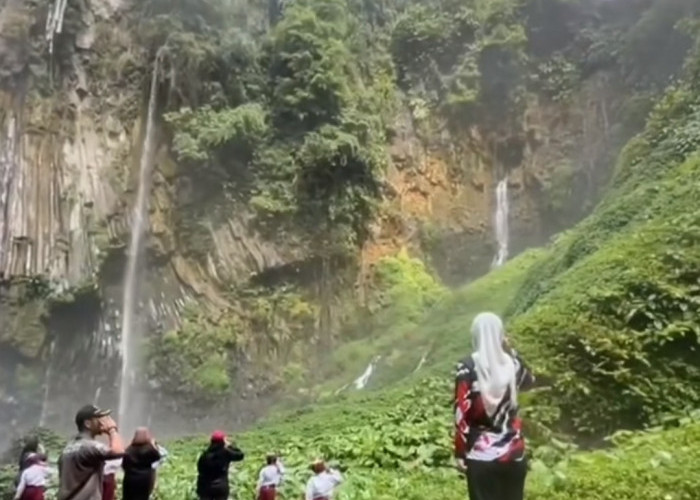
[147,0,700,254]
[3,396,700,500]
[266,0,700,444]
[117,0,700,404]
[505,34,700,436]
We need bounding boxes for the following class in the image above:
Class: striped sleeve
[454,360,473,458]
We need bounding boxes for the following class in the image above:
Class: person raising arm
[256,454,285,500]
[305,459,343,500]
[195,431,244,500]
[57,405,125,500]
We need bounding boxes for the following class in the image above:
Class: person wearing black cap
[195,431,244,500]
[57,405,125,500]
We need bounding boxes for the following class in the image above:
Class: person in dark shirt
[196,431,244,500]
[121,427,162,500]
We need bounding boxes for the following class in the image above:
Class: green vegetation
[146,0,700,265]
[313,249,542,393]
[6,1,700,498]
[122,0,700,407]
[147,405,700,500]
[130,10,700,500]
[147,285,322,400]
[506,41,700,437]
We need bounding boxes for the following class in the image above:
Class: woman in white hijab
[453,312,534,500]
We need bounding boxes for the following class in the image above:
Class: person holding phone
[121,427,163,500]
[57,405,125,500]
[195,431,245,500]
[305,459,343,500]
[256,453,285,500]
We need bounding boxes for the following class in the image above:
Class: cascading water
[353,356,381,390]
[491,179,509,268]
[45,0,69,55]
[118,51,163,433]
[0,116,18,271]
[413,351,428,373]
[38,341,56,428]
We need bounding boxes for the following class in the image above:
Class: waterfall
[413,351,428,373]
[353,356,381,390]
[38,341,56,428]
[118,52,162,432]
[491,179,509,268]
[0,116,18,271]
[46,0,69,55]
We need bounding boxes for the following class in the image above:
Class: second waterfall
[118,51,163,432]
[491,179,509,269]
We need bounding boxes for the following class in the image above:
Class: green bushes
[150,386,700,500]
[147,308,240,399]
[2,411,700,500]
[528,419,700,500]
[165,103,268,165]
[371,249,447,324]
[503,44,700,435]
[160,0,387,249]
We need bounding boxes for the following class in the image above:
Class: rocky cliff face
[0,0,641,440]
[365,69,627,286]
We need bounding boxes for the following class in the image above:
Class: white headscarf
[470,312,517,418]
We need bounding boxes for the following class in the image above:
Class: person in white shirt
[256,454,285,500]
[103,458,122,500]
[14,453,52,500]
[305,459,343,500]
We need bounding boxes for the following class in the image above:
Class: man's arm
[328,468,343,485]
[256,468,265,492]
[77,421,125,471]
[276,460,285,484]
[102,418,125,455]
